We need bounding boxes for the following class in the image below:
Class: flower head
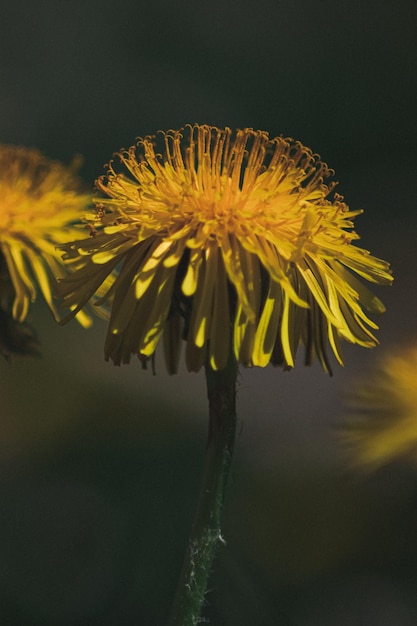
[59,125,392,373]
[0,144,91,339]
[342,344,417,470]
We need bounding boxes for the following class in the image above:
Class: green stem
[167,355,238,626]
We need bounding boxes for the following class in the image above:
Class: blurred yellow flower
[343,345,417,469]
[0,144,91,334]
[59,125,392,373]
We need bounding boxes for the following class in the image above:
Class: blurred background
[0,0,416,624]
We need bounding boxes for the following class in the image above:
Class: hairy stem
[168,356,238,625]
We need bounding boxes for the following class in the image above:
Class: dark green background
[0,1,416,624]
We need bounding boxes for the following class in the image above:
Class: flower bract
[59,125,392,373]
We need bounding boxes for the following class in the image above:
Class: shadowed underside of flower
[342,345,417,469]
[0,144,91,344]
[59,125,392,373]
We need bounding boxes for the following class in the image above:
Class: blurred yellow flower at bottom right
[343,344,417,470]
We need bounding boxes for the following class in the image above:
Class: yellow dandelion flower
[342,345,417,470]
[59,125,392,373]
[0,144,91,331]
